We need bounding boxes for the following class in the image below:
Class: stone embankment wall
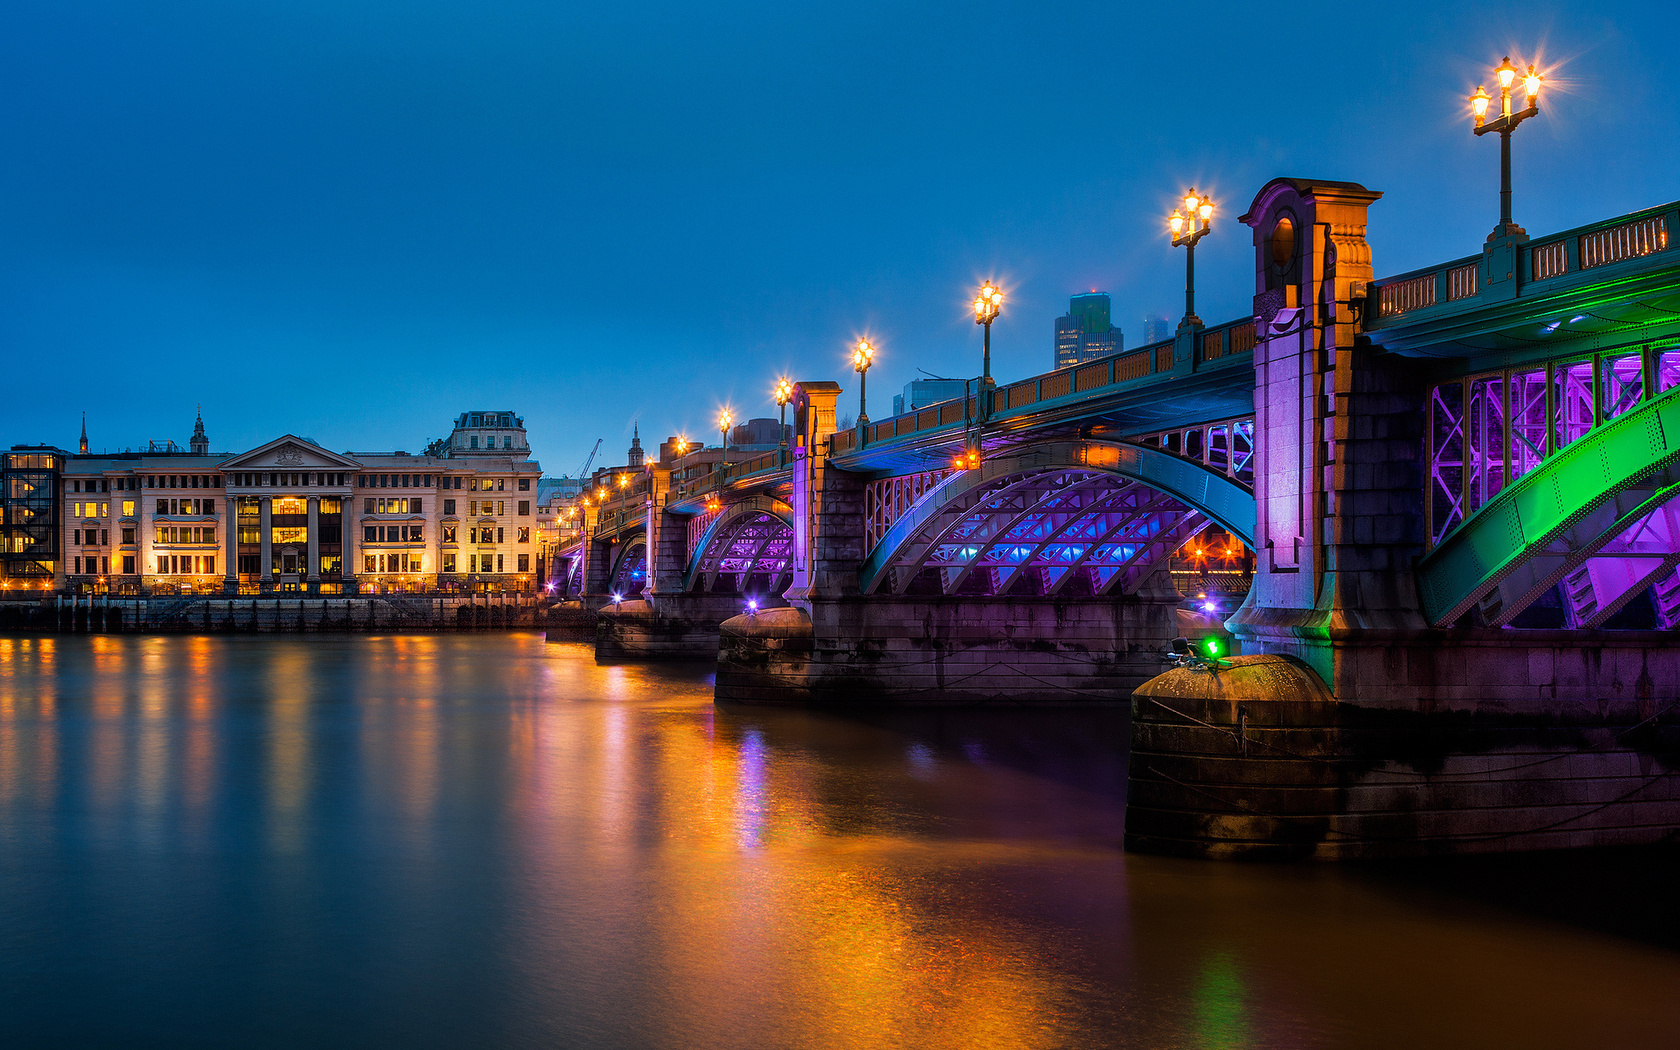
[0,595,550,633]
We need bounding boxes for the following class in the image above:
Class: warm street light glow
[773,377,793,406]
[1169,211,1184,235]
[674,436,690,456]
[617,474,628,487]
[852,338,873,371]
[1495,55,1517,91]
[1469,84,1491,124]
[1523,65,1542,101]
[973,281,1002,324]
[718,410,733,434]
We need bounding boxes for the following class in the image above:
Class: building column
[306,495,321,593]
[223,494,238,595]
[259,495,273,594]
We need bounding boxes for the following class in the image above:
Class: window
[469,554,478,573]
[517,527,530,543]
[518,500,530,515]
[101,530,108,545]
[364,526,378,542]
[444,499,455,515]
[122,527,134,544]
[497,478,505,491]
[442,525,456,544]
[73,529,81,545]
[157,499,168,515]
[365,498,375,513]
[453,476,462,489]
[364,555,377,573]
[469,501,478,516]
[411,498,422,513]
[497,554,504,572]
[519,478,530,491]
[443,553,456,573]
[470,437,479,449]
[123,555,135,575]
[517,554,530,572]
[122,500,134,516]
[496,501,504,516]
[497,527,504,543]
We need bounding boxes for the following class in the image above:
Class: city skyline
[2,2,1676,471]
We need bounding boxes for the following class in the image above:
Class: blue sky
[3,1,1676,472]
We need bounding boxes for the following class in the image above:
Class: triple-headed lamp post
[1470,56,1543,240]
[973,281,1002,386]
[718,410,733,466]
[852,339,874,429]
[1168,189,1214,329]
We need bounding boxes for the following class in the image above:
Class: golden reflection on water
[510,661,1092,1050]
[266,644,312,853]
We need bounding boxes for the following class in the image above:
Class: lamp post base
[1486,222,1528,243]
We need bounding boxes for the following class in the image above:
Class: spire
[190,406,209,455]
[79,412,88,455]
[627,423,644,468]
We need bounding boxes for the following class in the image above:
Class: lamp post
[1168,189,1214,329]
[1470,56,1543,241]
[852,339,874,429]
[718,410,733,467]
[973,282,1002,387]
[773,377,793,462]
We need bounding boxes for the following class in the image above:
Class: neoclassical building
[42,410,542,595]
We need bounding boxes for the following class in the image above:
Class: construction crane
[576,438,602,479]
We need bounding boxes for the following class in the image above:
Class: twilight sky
[3,1,1677,474]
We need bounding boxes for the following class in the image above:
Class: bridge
[558,175,1680,859]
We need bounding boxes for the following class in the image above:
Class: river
[0,633,1677,1049]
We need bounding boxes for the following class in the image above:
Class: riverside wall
[0,594,549,633]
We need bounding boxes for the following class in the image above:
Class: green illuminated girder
[1418,385,1680,626]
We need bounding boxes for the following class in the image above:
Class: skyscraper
[1141,315,1172,345]
[1053,293,1124,370]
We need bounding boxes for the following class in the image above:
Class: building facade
[15,410,544,596]
[1053,293,1125,369]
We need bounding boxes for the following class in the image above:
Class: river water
[0,633,1677,1049]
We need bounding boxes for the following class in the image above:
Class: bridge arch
[1418,386,1680,628]
[683,495,795,595]
[609,531,648,599]
[858,440,1255,597]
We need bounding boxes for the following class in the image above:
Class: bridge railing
[1371,201,1677,324]
[829,316,1257,457]
[672,449,790,503]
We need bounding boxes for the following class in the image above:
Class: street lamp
[973,282,1002,387]
[773,377,793,456]
[1470,55,1543,240]
[852,338,874,428]
[718,410,733,466]
[1168,188,1213,329]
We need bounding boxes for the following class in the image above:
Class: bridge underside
[685,510,793,597]
[868,468,1226,600]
